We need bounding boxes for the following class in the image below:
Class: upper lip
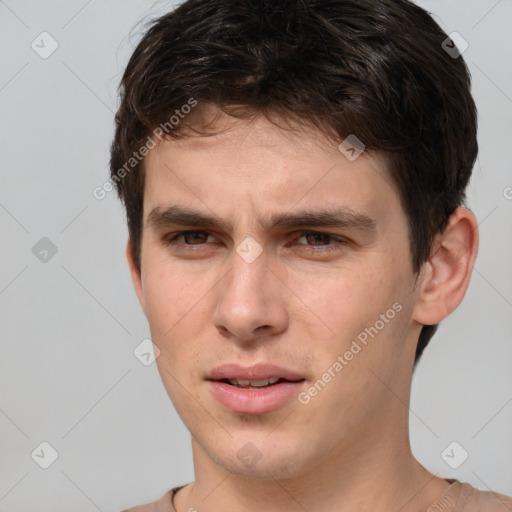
[207,364,305,382]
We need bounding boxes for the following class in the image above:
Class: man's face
[131,112,423,479]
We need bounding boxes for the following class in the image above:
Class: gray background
[0,1,510,511]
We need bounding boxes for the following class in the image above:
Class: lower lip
[208,380,305,414]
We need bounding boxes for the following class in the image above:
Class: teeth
[227,377,281,387]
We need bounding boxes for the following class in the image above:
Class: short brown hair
[110,0,478,366]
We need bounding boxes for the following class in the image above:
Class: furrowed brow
[147,205,231,231]
[146,205,376,233]
[268,209,376,231]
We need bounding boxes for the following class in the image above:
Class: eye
[165,230,216,245]
[163,230,348,254]
[293,231,348,252]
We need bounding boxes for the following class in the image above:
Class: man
[110,0,512,510]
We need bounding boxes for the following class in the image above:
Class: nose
[212,245,289,345]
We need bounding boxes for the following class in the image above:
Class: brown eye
[293,231,348,254]
[165,231,215,246]
[181,231,209,244]
[303,232,332,246]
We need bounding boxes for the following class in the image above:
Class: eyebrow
[147,205,376,233]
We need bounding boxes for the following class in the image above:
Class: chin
[209,440,311,481]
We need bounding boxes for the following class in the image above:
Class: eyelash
[164,230,348,253]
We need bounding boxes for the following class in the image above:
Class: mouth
[213,377,304,390]
[206,364,306,414]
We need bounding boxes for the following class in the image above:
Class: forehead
[142,113,402,230]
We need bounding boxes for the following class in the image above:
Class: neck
[176,411,449,512]
[175,349,449,512]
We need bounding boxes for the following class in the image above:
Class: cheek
[145,269,206,390]
[288,262,396,339]
[141,283,205,398]
[142,255,207,333]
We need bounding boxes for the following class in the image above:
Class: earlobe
[125,239,146,314]
[412,207,479,326]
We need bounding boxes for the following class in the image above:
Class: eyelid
[164,230,217,245]
[293,230,349,244]
[165,229,349,248]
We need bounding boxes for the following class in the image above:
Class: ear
[412,207,479,325]
[126,239,146,315]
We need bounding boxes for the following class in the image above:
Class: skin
[126,109,478,512]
